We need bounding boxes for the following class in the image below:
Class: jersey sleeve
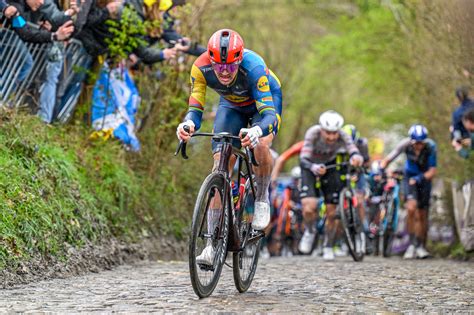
[280,141,304,162]
[249,65,278,136]
[386,138,410,164]
[300,126,320,170]
[184,64,207,130]
[340,131,360,157]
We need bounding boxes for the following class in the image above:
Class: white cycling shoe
[298,230,316,254]
[416,245,430,259]
[196,245,215,266]
[323,247,335,261]
[403,244,416,259]
[251,201,270,230]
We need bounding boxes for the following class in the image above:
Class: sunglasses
[211,61,240,74]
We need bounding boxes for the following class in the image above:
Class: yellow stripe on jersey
[189,64,207,108]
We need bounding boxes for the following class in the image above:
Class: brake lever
[175,125,190,159]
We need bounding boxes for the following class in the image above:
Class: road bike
[175,129,265,298]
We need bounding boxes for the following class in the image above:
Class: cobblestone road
[0,255,472,313]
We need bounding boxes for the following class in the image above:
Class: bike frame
[176,131,263,253]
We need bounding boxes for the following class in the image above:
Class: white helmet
[319,110,344,131]
[290,166,301,178]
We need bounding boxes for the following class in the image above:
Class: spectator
[451,86,474,142]
[125,0,178,64]
[160,0,206,56]
[1,0,19,18]
[7,0,75,122]
[453,107,474,159]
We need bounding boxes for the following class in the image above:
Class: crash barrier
[0,15,90,123]
[0,16,50,107]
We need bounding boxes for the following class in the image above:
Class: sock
[415,237,423,248]
[409,233,416,245]
[255,174,271,203]
[305,222,315,234]
[207,208,221,245]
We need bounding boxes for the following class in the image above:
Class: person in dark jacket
[6,0,74,43]
[451,86,474,140]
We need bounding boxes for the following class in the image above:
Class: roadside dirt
[0,236,187,288]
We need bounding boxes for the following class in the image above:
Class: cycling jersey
[385,138,437,178]
[279,141,304,163]
[184,49,281,136]
[300,125,360,170]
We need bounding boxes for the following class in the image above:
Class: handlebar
[174,126,259,166]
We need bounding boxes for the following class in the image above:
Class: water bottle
[231,180,239,207]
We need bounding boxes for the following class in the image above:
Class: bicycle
[175,128,265,298]
[329,162,365,262]
[368,171,400,257]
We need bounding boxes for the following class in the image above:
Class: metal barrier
[0,15,90,123]
[0,16,50,107]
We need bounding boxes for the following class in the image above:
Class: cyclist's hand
[310,163,326,176]
[176,120,195,142]
[240,126,263,148]
[350,154,363,167]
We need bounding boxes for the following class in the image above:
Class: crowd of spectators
[0,0,204,124]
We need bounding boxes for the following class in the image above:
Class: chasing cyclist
[176,29,282,265]
[298,110,363,260]
[380,124,437,259]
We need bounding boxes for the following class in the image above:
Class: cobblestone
[0,256,472,312]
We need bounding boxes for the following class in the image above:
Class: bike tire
[189,173,229,298]
[233,178,261,293]
[338,187,364,262]
[383,197,396,257]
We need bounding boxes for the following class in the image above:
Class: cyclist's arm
[382,138,410,167]
[300,126,319,170]
[184,64,207,130]
[250,66,278,136]
[271,141,304,181]
[341,130,361,160]
[422,141,437,181]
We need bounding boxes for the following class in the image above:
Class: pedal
[198,263,215,272]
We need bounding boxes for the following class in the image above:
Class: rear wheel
[189,173,229,298]
[233,179,261,293]
[338,188,364,262]
[383,197,396,257]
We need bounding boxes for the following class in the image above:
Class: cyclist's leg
[200,100,248,255]
[300,167,319,229]
[416,180,432,247]
[320,168,344,251]
[403,177,418,257]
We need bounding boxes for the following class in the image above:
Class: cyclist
[298,110,363,260]
[176,29,282,265]
[341,124,371,245]
[380,124,437,259]
[271,141,304,184]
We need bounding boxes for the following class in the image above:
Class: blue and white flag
[91,63,141,151]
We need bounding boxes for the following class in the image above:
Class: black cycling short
[300,166,344,204]
[403,177,432,210]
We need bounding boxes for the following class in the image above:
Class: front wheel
[189,173,229,298]
[233,178,261,293]
[338,188,364,262]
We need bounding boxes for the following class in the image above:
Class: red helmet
[207,29,244,64]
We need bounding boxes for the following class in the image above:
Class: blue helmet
[408,124,428,141]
